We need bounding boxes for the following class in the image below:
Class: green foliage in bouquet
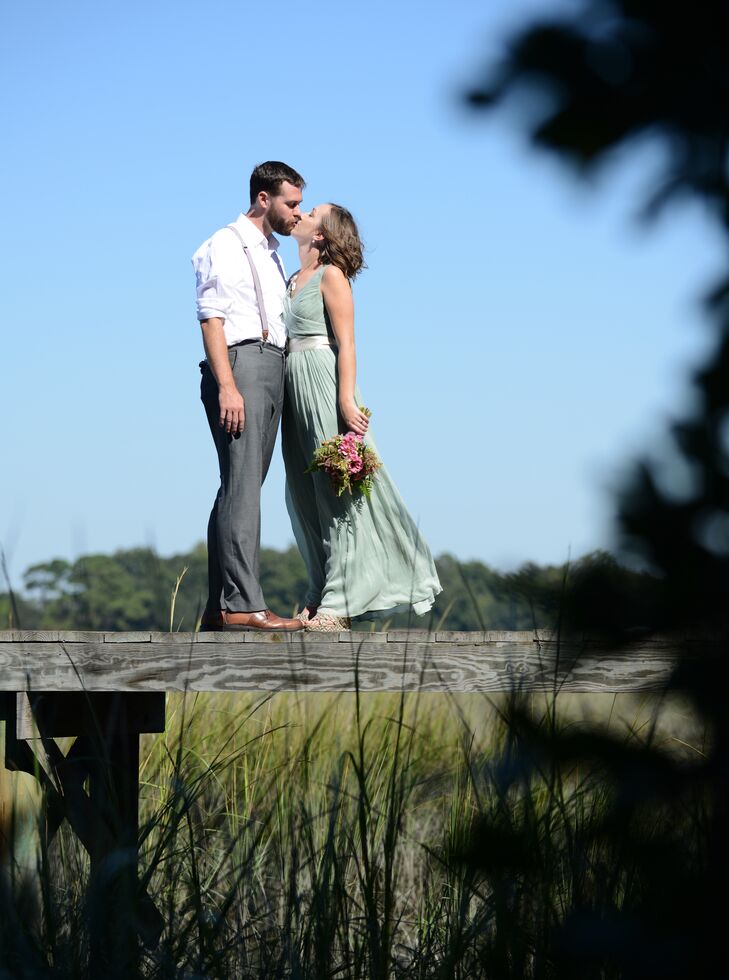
[306,407,382,497]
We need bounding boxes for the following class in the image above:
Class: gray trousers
[201,342,285,612]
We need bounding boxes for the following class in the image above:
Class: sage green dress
[281,265,442,619]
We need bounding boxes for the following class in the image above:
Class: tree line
[0,544,661,633]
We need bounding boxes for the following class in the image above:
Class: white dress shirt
[191,213,288,348]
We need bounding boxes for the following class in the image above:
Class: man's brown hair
[249,161,305,204]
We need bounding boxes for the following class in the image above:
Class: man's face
[265,181,303,236]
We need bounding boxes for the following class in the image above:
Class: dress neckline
[289,264,325,297]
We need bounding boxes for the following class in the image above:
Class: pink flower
[338,436,354,457]
[339,435,362,465]
[309,424,380,497]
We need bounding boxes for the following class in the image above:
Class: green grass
[0,688,706,978]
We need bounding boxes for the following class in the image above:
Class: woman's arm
[321,265,370,436]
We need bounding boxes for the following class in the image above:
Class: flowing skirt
[281,348,442,619]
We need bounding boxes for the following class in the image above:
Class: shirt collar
[234,213,280,252]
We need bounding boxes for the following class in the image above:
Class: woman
[282,204,442,631]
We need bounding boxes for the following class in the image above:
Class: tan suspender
[226,223,269,342]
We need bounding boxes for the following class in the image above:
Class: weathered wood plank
[104,632,151,643]
[0,639,679,693]
[57,631,107,643]
[190,631,249,643]
[486,630,551,643]
[191,630,310,643]
[436,631,487,644]
[339,632,389,643]
[1,630,62,642]
[149,632,198,644]
[387,630,434,642]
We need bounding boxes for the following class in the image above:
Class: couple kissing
[192,160,441,633]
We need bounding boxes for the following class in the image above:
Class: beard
[268,207,293,236]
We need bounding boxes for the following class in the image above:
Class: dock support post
[3,691,166,973]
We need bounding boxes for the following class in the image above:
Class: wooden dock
[0,628,684,964]
[0,628,680,694]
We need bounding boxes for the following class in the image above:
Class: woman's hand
[339,399,370,436]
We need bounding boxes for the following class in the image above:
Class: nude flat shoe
[304,614,351,633]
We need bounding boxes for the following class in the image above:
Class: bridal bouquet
[307,409,382,497]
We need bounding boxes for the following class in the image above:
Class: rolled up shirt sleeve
[192,232,240,322]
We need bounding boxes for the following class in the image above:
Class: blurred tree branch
[461,3,729,976]
[469,0,729,227]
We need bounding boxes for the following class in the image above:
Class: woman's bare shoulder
[321,264,350,289]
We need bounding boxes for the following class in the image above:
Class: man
[192,161,305,631]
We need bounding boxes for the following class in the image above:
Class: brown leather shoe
[220,609,304,632]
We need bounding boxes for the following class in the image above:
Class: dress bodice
[284,265,333,340]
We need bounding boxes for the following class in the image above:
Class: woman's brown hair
[317,204,366,280]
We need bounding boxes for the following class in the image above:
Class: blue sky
[1,0,724,583]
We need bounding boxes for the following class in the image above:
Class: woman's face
[293,203,331,243]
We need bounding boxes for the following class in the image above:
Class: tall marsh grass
[0,687,704,978]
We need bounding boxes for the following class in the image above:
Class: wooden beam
[14,691,166,739]
[0,631,683,693]
[5,690,165,958]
